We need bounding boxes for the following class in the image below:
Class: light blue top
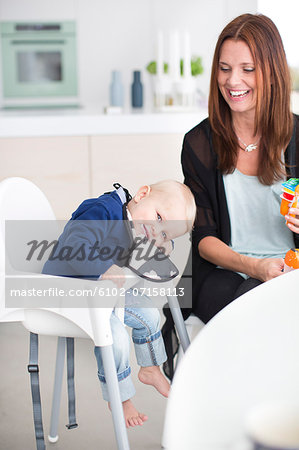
[223,169,293,268]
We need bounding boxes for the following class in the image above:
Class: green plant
[146,61,169,75]
[146,56,203,76]
[189,56,204,76]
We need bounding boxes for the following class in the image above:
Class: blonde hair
[150,180,196,232]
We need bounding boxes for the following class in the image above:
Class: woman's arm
[198,236,284,282]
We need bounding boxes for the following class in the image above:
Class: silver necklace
[237,135,259,152]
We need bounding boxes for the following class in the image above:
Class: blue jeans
[94,289,167,402]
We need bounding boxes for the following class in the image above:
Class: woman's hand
[198,236,284,281]
[285,207,299,234]
[254,258,284,282]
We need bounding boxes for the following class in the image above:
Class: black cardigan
[182,114,299,293]
[162,114,299,380]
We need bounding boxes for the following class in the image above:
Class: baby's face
[128,190,188,247]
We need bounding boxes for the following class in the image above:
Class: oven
[0,21,79,108]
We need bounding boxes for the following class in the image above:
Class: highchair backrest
[0,177,57,323]
[0,177,56,270]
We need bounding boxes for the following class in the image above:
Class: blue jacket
[42,190,133,278]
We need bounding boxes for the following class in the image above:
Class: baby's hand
[285,207,299,234]
[101,264,125,288]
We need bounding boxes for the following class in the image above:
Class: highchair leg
[166,294,190,352]
[48,337,66,443]
[101,345,130,450]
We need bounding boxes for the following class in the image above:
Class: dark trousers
[193,268,262,324]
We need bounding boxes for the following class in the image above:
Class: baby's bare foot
[108,399,148,428]
[138,366,170,398]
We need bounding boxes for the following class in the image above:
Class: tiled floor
[0,321,168,450]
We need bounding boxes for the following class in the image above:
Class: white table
[163,269,299,450]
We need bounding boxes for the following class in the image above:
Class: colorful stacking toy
[280,178,299,218]
[280,179,299,272]
[284,248,299,272]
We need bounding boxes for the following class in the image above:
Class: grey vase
[131,70,143,108]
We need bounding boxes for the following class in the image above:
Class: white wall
[0,0,257,111]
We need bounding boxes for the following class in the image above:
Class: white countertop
[0,107,207,138]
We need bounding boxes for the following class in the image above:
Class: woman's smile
[227,89,250,99]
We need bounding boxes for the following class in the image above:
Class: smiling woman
[209,14,293,184]
[217,39,259,154]
[162,13,299,380]
[217,40,257,117]
[189,12,299,313]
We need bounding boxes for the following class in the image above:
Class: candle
[157,31,163,77]
[169,30,180,80]
[183,31,191,78]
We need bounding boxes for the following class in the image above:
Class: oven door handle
[11,40,65,45]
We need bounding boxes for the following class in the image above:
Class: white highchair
[0,177,191,450]
[0,177,139,450]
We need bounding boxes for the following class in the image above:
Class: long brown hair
[209,13,293,185]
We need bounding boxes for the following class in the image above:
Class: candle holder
[152,74,173,108]
[146,32,203,112]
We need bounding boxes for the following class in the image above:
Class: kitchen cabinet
[90,134,184,196]
[0,136,89,219]
[0,132,185,219]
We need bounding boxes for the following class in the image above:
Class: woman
[163,13,299,379]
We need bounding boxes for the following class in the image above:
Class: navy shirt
[42,189,133,279]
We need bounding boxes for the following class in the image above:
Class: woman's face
[217,39,258,117]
